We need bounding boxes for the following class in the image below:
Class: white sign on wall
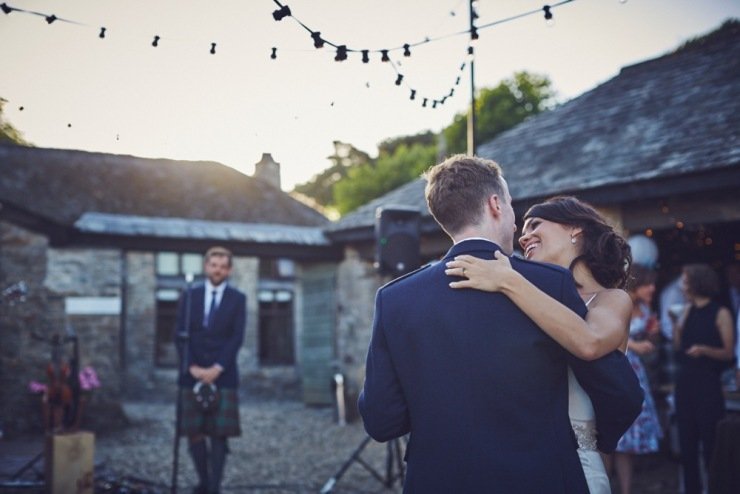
[65,297,121,315]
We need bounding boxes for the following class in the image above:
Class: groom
[359,155,643,493]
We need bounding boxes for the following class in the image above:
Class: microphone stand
[171,273,193,494]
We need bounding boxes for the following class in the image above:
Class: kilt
[178,387,241,437]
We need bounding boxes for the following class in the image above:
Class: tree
[377,131,436,158]
[291,72,555,216]
[292,141,372,208]
[0,98,30,145]
[443,71,554,154]
[333,142,437,214]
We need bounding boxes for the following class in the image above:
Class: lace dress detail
[571,419,598,451]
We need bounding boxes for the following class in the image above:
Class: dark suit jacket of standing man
[359,239,643,494]
[177,283,246,390]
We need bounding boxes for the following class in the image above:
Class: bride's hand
[445,251,513,291]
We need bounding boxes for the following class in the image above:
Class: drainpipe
[119,250,128,380]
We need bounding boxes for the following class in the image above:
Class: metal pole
[467,0,477,156]
[171,273,194,494]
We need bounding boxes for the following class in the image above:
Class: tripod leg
[393,438,405,486]
[385,441,393,487]
[320,436,373,494]
[10,451,44,481]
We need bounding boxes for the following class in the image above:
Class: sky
[2,0,739,191]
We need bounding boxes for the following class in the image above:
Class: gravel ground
[1,393,681,493]
[94,397,403,494]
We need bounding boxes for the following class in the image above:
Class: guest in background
[610,264,663,494]
[673,263,734,494]
[722,263,740,388]
[658,274,686,394]
[176,246,246,494]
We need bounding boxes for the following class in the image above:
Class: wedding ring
[462,267,466,276]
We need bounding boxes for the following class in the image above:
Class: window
[154,252,203,368]
[258,289,294,365]
[156,252,203,277]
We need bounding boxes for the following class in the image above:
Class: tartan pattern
[178,387,241,437]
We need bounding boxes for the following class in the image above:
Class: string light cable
[0,0,611,109]
[269,0,583,107]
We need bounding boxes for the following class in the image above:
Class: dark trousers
[675,372,725,494]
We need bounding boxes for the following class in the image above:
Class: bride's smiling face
[518,216,580,268]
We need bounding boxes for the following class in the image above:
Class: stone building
[1,20,738,437]
[0,148,341,434]
[325,20,740,390]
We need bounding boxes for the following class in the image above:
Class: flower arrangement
[28,366,101,393]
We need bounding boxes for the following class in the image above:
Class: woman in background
[609,264,662,494]
[673,263,734,494]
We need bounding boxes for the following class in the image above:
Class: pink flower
[28,380,47,394]
[79,366,101,390]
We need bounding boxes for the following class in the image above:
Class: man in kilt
[176,246,246,494]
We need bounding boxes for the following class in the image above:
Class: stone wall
[0,221,53,436]
[123,251,156,398]
[334,246,383,394]
[45,247,128,430]
[229,256,260,374]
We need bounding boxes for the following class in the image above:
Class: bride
[446,196,633,494]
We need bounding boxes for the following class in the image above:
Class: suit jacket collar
[444,238,502,261]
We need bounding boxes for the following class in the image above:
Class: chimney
[253,153,281,189]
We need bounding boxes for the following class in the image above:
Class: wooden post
[44,431,95,494]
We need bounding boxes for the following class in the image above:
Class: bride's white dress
[569,366,611,493]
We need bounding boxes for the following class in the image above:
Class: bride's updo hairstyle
[524,196,632,289]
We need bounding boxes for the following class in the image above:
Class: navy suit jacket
[359,239,643,494]
[175,283,246,389]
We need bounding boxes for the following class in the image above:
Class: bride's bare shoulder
[595,288,632,313]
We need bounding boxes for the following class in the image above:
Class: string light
[422,98,428,108]
[410,89,416,100]
[272,4,291,21]
[543,5,554,26]
[0,0,584,111]
[311,31,324,49]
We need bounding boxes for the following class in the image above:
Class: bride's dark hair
[524,196,632,289]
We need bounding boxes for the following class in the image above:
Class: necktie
[205,290,217,328]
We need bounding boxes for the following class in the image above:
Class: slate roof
[0,145,328,229]
[327,20,740,238]
[75,213,330,246]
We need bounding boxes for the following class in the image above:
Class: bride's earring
[571,236,577,244]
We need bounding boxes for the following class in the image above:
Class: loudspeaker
[375,206,421,276]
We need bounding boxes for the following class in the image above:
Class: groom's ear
[487,194,502,218]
